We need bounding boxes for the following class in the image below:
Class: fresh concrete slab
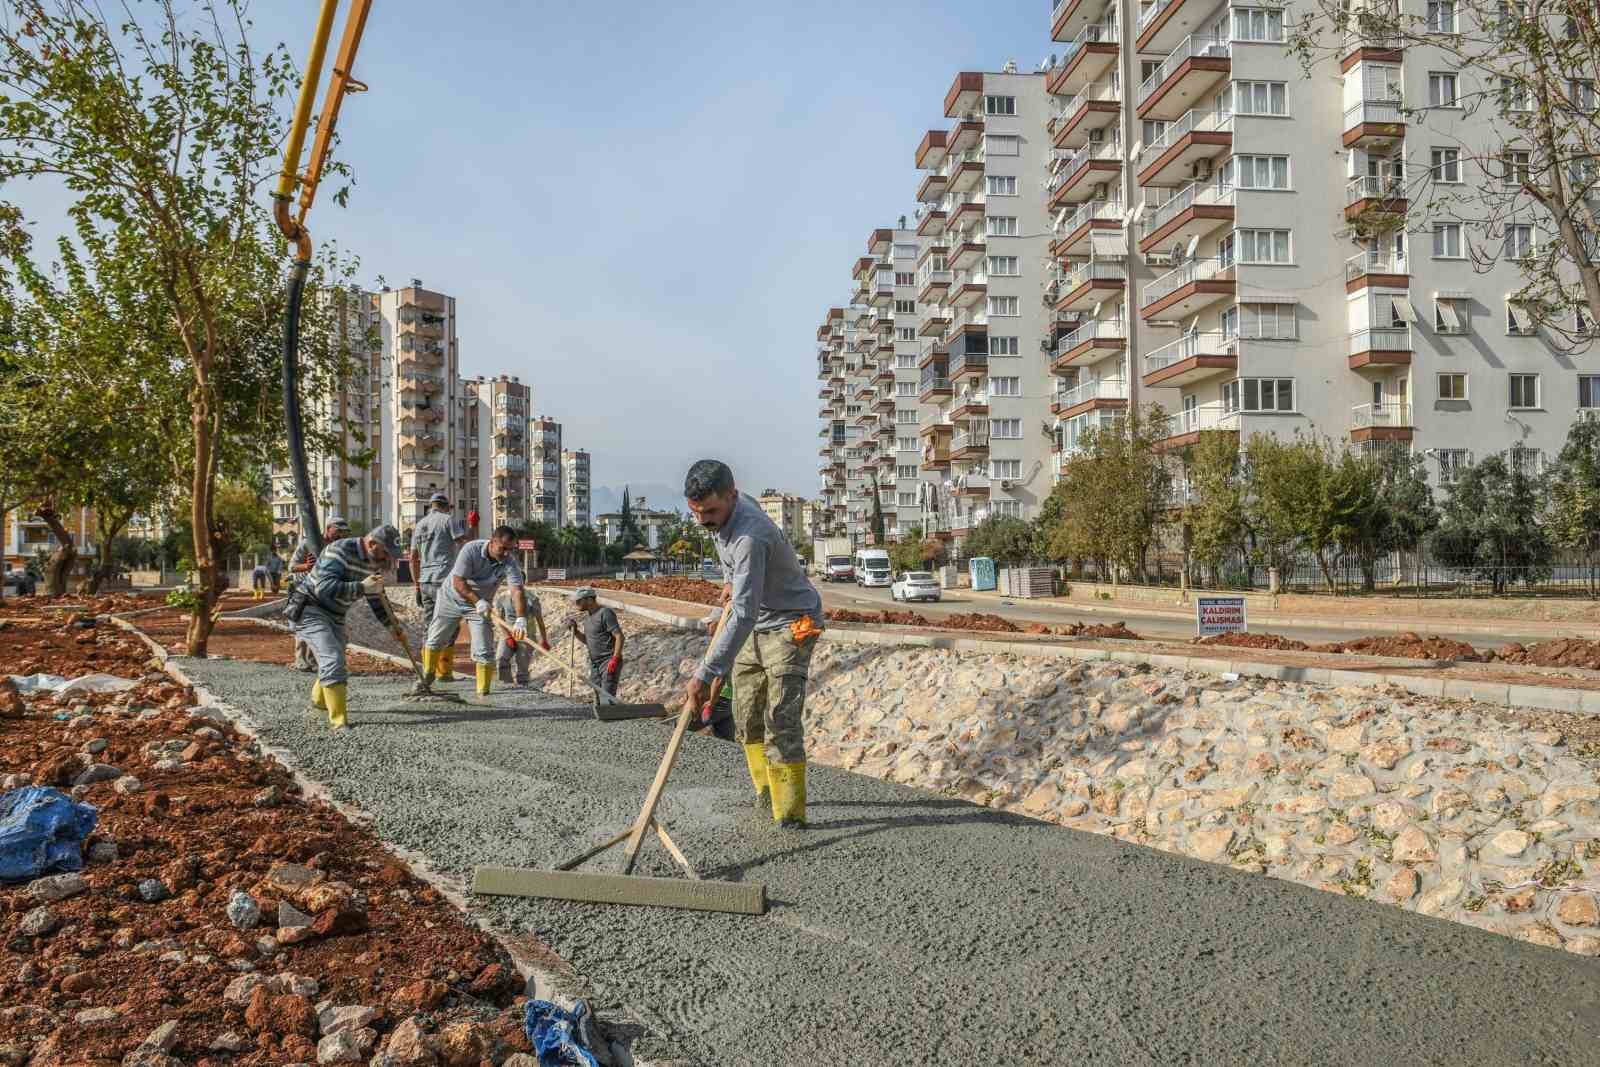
[174,658,1600,1067]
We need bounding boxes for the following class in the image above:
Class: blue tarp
[523,998,600,1067]
[0,787,98,883]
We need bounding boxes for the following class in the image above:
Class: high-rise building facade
[463,374,530,531]
[757,490,808,543]
[530,417,563,527]
[375,281,467,533]
[562,449,591,528]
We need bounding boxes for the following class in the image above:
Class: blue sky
[22,1,1048,501]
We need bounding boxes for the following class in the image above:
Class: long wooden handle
[489,612,616,705]
[375,591,426,684]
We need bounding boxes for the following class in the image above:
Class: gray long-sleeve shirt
[697,493,822,683]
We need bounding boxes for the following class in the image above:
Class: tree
[616,486,643,552]
[1180,431,1249,586]
[867,472,886,545]
[962,516,1034,564]
[1288,0,1600,347]
[1545,418,1600,575]
[1245,434,1340,589]
[1044,410,1171,581]
[0,1,358,649]
[1432,452,1552,591]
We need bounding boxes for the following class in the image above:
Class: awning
[1239,293,1297,305]
[1436,298,1461,329]
[1509,302,1533,331]
[1389,295,1417,323]
[1089,231,1126,257]
[1435,289,1472,300]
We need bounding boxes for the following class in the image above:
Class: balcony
[1341,33,1403,72]
[1054,260,1127,311]
[950,430,990,459]
[1342,99,1406,148]
[1348,327,1413,369]
[941,148,986,194]
[948,237,987,272]
[1051,0,1113,41]
[1053,377,1129,418]
[917,268,953,305]
[921,441,952,471]
[949,391,989,419]
[1051,78,1121,149]
[1141,257,1236,320]
[947,193,986,234]
[1350,402,1413,443]
[1049,20,1121,96]
[919,412,955,439]
[1142,330,1237,387]
[1052,198,1124,257]
[1137,36,1230,120]
[919,308,952,337]
[870,270,896,308]
[1136,108,1233,186]
[868,228,893,256]
[948,117,984,156]
[915,206,947,236]
[951,473,992,499]
[1344,250,1409,291]
[1137,181,1234,254]
[1053,317,1127,371]
[1155,402,1239,452]
[944,71,983,118]
[916,128,949,172]
[1344,174,1408,223]
[949,346,988,381]
[919,367,952,402]
[950,272,988,309]
[1137,0,1207,51]
[1046,139,1122,208]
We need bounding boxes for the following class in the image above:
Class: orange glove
[790,615,822,643]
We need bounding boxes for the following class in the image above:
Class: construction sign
[1195,595,1247,637]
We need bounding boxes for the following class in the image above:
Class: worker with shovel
[495,582,550,686]
[286,523,403,730]
[569,587,625,699]
[289,515,349,672]
[409,493,468,683]
[420,525,541,697]
[683,460,823,829]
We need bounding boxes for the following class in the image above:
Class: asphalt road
[177,659,1600,1067]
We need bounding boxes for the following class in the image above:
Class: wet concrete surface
[175,659,1600,1066]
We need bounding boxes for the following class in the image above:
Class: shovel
[489,613,666,721]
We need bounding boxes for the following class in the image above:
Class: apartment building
[562,449,592,528]
[1045,0,1585,486]
[530,417,563,526]
[595,503,672,550]
[2,506,98,574]
[757,489,809,543]
[815,306,850,538]
[463,374,530,531]
[910,71,1059,549]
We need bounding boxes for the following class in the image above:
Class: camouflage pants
[731,626,816,765]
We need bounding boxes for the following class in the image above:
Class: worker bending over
[288,524,402,730]
[289,515,349,672]
[250,561,269,600]
[569,587,624,699]
[683,459,823,828]
[421,525,541,697]
[495,582,549,685]
[409,492,468,681]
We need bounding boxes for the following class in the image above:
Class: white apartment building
[1045,0,1587,483]
[563,449,592,528]
[463,374,530,531]
[530,416,563,526]
[595,505,672,550]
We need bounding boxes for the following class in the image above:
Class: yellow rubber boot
[742,743,770,806]
[419,647,438,680]
[475,663,493,697]
[325,683,348,730]
[768,762,807,828]
[438,646,457,682]
[311,681,326,710]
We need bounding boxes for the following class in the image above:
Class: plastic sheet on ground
[6,673,137,695]
[0,786,99,883]
[523,998,601,1067]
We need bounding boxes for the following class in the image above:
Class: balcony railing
[1344,249,1407,280]
[1144,330,1231,374]
[936,146,986,180]
[1056,378,1129,409]
[1137,108,1232,171]
[1055,197,1123,237]
[949,348,989,377]
[1166,402,1237,436]
[1349,327,1412,354]
[1046,138,1123,194]
[1346,174,1406,204]
[919,369,951,393]
[951,430,991,452]
[1055,76,1121,123]
[1057,317,1126,355]
[1142,257,1231,306]
[1056,259,1128,292]
[1344,99,1404,127]
[1060,18,1121,64]
[1139,181,1234,239]
[1351,402,1412,429]
[1137,35,1230,107]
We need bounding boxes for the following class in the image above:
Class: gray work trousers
[416,580,442,620]
[292,636,317,671]
[498,639,531,684]
[425,587,495,664]
[294,603,349,686]
[589,656,622,698]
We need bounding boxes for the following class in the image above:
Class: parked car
[700,558,722,581]
[855,548,892,588]
[891,571,942,603]
[823,555,854,583]
[3,568,38,596]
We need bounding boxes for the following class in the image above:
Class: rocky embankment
[527,591,1600,956]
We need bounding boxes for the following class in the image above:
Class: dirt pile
[546,576,721,607]
[825,608,933,627]
[0,610,541,1065]
[1195,632,1313,652]
[1489,638,1600,670]
[1312,633,1482,661]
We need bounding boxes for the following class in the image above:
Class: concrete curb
[544,588,1600,719]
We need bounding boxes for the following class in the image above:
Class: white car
[891,571,941,603]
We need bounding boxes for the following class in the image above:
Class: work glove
[360,573,383,595]
[512,617,528,640]
[539,639,551,652]
[607,655,621,676]
[474,600,490,620]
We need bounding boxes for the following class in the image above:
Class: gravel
[175,657,1600,1066]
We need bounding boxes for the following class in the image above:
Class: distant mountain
[590,484,685,518]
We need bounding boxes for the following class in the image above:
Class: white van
[854,548,892,588]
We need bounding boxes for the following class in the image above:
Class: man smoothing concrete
[288,523,401,730]
[408,493,468,682]
[569,587,624,699]
[421,525,541,697]
[683,459,823,828]
[289,515,350,672]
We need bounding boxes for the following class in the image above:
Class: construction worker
[266,550,284,594]
[290,523,402,730]
[495,582,549,685]
[250,560,268,600]
[682,459,824,829]
[289,516,350,672]
[420,525,537,697]
[569,588,624,698]
[408,493,468,681]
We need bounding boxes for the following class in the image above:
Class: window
[1429,147,1460,183]
[1509,373,1540,407]
[1500,77,1533,111]
[986,175,1018,196]
[986,216,1019,237]
[1505,223,1535,260]
[897,436,918,452]
[1437,448,1471,485]
[1573,80,1599,112]
[1432,223,1463,259]
[895,299,916,314]
[991,500,1023,518]
[1502,149,1532,185]
[896,381,917,396]
[1142,119,1169,146]
[1435,295,1468,332]
[991,459,1022,479]
[1233,154,1290,189]
[985,134,1020,156]
[1223,377,1296,412]
[988,335,1019,356]
[988,295,1019,316]
[1220,304,1239,339]
[896,354,918,370]
[1580,375,1600,408]
[1232,6,1284,40]
[1427,0,1457,31]
[897,327,917,342]
[1237,228,1291,263]
[1239,302,1296,339]
[1510,446,1543,476]
[1437,372,1468,399]
[895,271,915,286]
[990,418,1022,438]
[1428,73,1458,108]
[1141,60,1163,83]
[987,255,1020,276]
[894,243,918,259]
[897,464,918,480]
[990,376,1021,396]
[845,404,862,416]
[984,95,1016,116]
[1232,80,1287,115]
[897,492,919,507]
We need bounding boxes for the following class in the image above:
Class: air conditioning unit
[1000,480,1016,491]
[1039,337,1053,352]
[1192,159,1212,181]
[1092,182,1109,200]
